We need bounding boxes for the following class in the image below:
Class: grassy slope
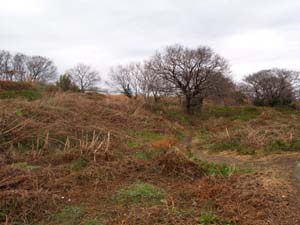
[0,91,300,225]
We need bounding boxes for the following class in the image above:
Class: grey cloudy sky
[1,0,300,81]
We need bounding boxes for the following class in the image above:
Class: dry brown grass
[0,81,34,91]
[1,92,300,225]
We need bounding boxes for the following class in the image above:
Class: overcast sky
[1,0,300,81]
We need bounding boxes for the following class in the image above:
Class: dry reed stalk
[225,127,230,139]
[104,132,111,160]
[63,136,70,151]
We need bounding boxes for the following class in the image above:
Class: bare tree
[243,68,300,107]
[147,44,230,112]
[139,61,173,102]
[12,53,28,81]
[206,73,236,105]
[109,63,141,98]
[67,63,100,92]
[26,56,57,82]
[0,50,13,80]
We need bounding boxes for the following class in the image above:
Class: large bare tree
[243,68,300,106]
[26,56,57,82]
[147,45,230,112]
[67,63,100,92]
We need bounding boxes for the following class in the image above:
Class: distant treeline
[1,46,299,110]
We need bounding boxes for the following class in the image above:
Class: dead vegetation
[1,92,300,225]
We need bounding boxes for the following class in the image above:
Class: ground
[1,87,300,225]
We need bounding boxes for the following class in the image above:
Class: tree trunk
[185,95,192,113]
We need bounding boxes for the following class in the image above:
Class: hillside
[1,89,300,225]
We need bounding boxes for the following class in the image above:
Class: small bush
[56,74,79,92]
[115,183,166,206]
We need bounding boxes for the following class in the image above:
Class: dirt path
[183,131,300,222]
[185,131,300,183]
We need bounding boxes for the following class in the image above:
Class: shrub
[56,74,79,92]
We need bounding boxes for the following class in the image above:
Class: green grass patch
[267,139,300,152]
[0,89,42,101]
[83,219,103,225]
[200,161,235,177]
[187,151,235,177]
[165,110,190,124]
[127,130,164,148]
[198,211,231,225]
[211,138,256,155]
[133,148,165,160]
[127,140,138,148]
[274,105,300,114]
[133,150,155,160]
[115,183,166,206]
[209,106,259,121]
[54,206,83,225]
[12,162,40,171]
